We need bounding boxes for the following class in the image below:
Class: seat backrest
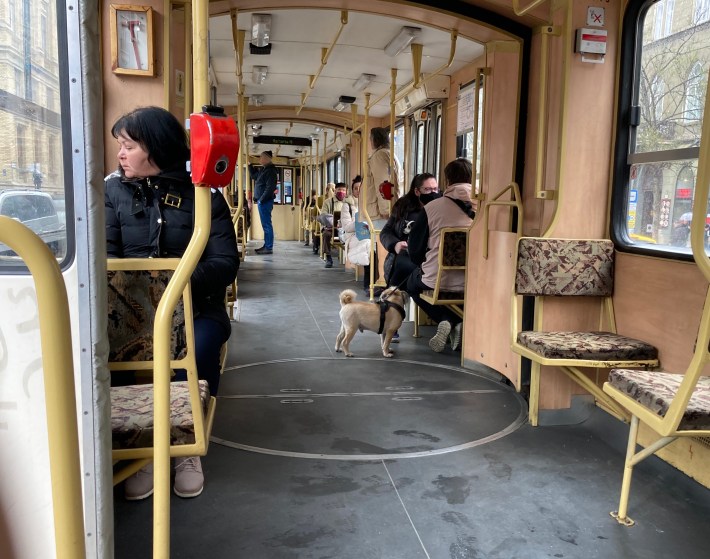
[515,238,614,297]
[107,269,188,364]
[440,228,468,267]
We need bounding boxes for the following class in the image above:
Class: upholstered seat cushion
[609,369,710,430]
[422,290,464,301]
[517,331,658,361]
[111,380,210,449]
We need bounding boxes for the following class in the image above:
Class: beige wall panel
[615,253,709,375]
[465,231,520,385]
[250,204,300,240]
[102,0,166,174]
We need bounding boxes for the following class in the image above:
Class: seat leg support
[413,304,421,338]
[113,457,152,486]
[611,416,677,526]
[529,361,541,426]
[560,366,632,423]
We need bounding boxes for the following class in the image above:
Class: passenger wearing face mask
[407,158,474,353]
[380,173,439,289]
[319,182,352,268]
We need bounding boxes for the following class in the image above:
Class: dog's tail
[339,289,357,306]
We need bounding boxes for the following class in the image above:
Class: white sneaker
[174,456,204,498]
[429,321,452,353]
[125,462,154,501]
[449,322,463,351]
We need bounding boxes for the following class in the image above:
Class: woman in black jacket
[105,106,239,500]
[379,173,439,288]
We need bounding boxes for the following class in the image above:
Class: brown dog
[335,287,407,358]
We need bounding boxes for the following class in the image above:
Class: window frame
[611,0,704,261]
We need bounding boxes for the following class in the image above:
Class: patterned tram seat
[607,370,710,430]
[420,228,469,316]
[107,268,211,452]
[511,238,659,426]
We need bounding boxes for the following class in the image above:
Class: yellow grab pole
[153,0,212,556]
[390,68,397,210]
[0,217,85,559]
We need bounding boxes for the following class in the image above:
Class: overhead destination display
[252,135,313,146]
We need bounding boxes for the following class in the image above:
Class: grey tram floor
[114,240,710,559]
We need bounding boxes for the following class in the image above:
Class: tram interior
[1,0,710,558]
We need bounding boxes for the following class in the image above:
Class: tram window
[613,0,710,255]
[0,0,71,267]
[415,123,425,174]
[434,115,442,180]
[393,124,405,175]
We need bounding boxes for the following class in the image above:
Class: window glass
[0,0,68,264]
[416,123,425,174]
[435,115,442,180]
[393,124,404,175]
[620,0,710,254]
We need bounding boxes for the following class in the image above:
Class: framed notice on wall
[110,5,155,76]
[456,84,475,135]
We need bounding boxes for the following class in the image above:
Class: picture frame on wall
[110,4,155,76]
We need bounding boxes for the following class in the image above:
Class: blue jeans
[174,317,230,396]
[258,199,274,249]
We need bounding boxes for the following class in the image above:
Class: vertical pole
[390,68,397,205]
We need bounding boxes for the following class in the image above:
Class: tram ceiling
[208,9,484,118]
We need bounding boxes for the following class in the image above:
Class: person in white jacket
[362,127,402,227]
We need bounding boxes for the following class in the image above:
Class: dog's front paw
[335,347,342,353]
[345,352,354,357]
[383,352,394,358]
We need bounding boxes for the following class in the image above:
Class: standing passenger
[407,158,474,353]
[249,150,277,255]
[105,106,239,500]
[363,127,402,228]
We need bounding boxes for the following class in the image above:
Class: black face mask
[419,192,442,205]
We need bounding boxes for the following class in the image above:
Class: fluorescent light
[252,66,268,84]
[252,95,265,107]
[384,26,421,57]
[251,14,272,47]
[352,73,375,91]
[333,102,346,112]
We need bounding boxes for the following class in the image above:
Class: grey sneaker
[429,321,452,353]
[174,456,204,498]
[449,322,463,351]
[125,462,154,501]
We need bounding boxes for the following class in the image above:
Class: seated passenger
[341,176,371,291]
[380,172,438,288]
[406,158,474,353]
[319,182,353,268]
[105,106,239,500]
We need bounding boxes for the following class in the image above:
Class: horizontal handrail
[482,182,523,259]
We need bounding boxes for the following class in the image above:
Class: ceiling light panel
[352,73,375,91]
[252,66,268,84]
[251,14,272,47]
[384,26,421,57]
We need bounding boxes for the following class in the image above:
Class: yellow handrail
[482,182,523,259]
[535,25,559,200]
[296,11,348,115]
[0,217,85,559]
[512,0,549,16]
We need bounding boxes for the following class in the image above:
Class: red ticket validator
[189,105,239,188]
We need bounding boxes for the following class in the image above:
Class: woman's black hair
[351,175,362,186]
[444,158,473,186]
[111,106,190,172]
[391,172,436,222]
[370,127,390,150]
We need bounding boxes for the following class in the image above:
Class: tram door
[250,165,300,239]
